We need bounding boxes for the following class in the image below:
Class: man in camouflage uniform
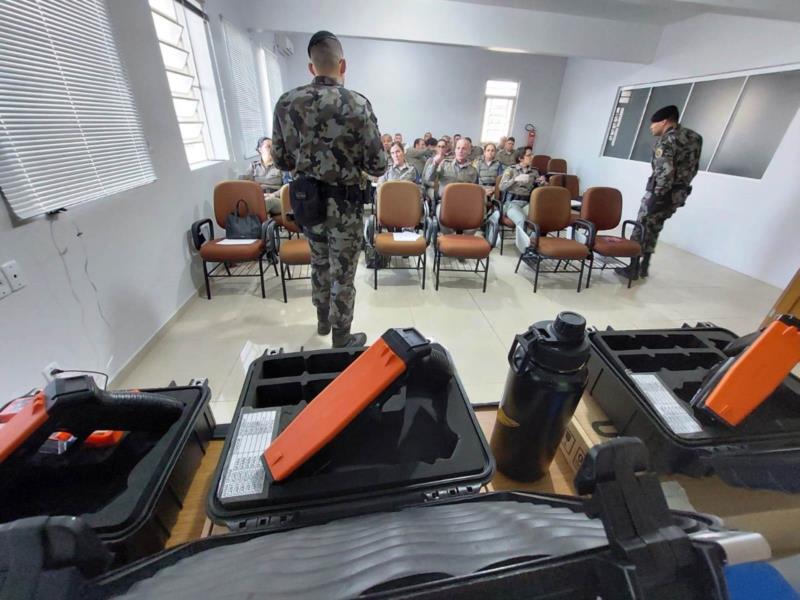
[499,147,546,228]
[424,138,479,233]
[406,137,433,179]
[241,136,284,216]
[272,31,386,347]
[616,105,702,280]
[496,137,517,167]
[465,137,483,161]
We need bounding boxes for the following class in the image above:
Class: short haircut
[381,133,392,141]
[309,36,343,72]
[426,137,438,147]
[484,143,496,151]
[394,132,402,137]
[507,136,515,143]
[390,142,405,152]
[464,136,472,143]
[413,137,423,147]
[255,136,270,152]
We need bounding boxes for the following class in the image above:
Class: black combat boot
[614,263,639,281]
[332,328,367,348]
[317,309,331,336]
[639,253,652,278]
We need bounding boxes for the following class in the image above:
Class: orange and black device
[264,328,432,482]
[692,315,800,427]
[0,375,184,466]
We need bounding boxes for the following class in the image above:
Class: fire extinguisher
[525,123,536,150]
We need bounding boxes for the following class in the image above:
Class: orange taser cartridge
[264,328,431,482]
[694,315,800,427]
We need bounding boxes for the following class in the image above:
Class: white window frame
[480,80,520,145]
[149,0,228,167]
[0,0,157,221]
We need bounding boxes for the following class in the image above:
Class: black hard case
[586,324,800,491]
[0,384,214,564]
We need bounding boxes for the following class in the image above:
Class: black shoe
[640,254,651,278]
[614,265,639,280]
[332,330,367,348]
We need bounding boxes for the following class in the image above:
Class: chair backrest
[581,187,622,232]
[377,181,421,229]
[528,186,572,234]
[280,184,302,234]
[547,158,567,174]
[214,180,266,228]
[532,154,550,173]
[440,183,485,232]
[550,174,580,199]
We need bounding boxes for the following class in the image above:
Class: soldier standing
[272,31,386,347]
[616,105,702,280]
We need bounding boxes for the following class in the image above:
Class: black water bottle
[490,312,590,481]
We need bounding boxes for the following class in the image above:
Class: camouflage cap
[308,30,339,57]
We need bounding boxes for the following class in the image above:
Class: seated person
[406,137,434,178]
[393,132,404,148]
[381,133,393,166]
[499,135,507,149]
[440,135,453,158]
[422,138,446,204]
[496,136,518,167]
[241,136,283,215]
[476,143,503,197]
[499,148,546,228]
[424,138,480,234]
[423,131,433,142]
[465,136,483,161]
[377,143,419,185]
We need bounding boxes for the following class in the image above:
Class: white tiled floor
[115,242,780,420]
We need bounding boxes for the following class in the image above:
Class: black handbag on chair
[226,199,262,239]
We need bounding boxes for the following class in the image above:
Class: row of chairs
[191,177,643,300]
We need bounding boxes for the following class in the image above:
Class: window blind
[223,21,265,159]
[0,0,156,220]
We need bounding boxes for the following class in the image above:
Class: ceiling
[451,0,800,25]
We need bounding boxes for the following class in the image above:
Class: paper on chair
[393,232,421,242]
[219,238,258,245]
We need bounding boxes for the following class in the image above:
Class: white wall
[0,0,247,399]
[549,13,800,289]
[281,34,567,151]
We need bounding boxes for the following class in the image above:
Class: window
[0,0,156,221]
[257,47,284,136]
[480,80,519,144]
[223,21,265,159]
[601,65,800,179]
[149,0,228,166]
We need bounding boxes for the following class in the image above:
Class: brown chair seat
[375,232,426,256]
[535,237,589,260]
[200,239,265,262]
[593,235,641,257]
[438,234,491,258]
[501,214,515,227]
[280,238,311,265]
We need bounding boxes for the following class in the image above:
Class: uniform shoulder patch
[655,148,663,158]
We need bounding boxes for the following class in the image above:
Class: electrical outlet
[42,362,61,383]
[0,270,9,300]
[1,260,26,292]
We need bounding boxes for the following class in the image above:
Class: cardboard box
[560,393,800,557]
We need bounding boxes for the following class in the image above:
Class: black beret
[308,31,339,57]
[651,105,679,123]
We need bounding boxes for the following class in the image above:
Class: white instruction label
[629,373,703,435]
[219,409,278,499]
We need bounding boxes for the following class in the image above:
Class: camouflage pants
[304,197,363,331]
[632,189,689,254]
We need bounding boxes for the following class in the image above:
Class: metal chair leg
[514,253,524,274]
[280,261,288,303]
[577,258,586,293]
[373,259,378,290]
[435,251,441,291]
[500,223,505,255]
[586,254,594,289]
[202,261,211,299]
[483,255,489,293]
[421,251,427,290]
[259,256,266,298]
[224,262,232,276]
[534,256,541,293]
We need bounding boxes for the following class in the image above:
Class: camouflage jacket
[469,145,484,161]
[475,159,504,186]
[406,148,432,178]
[499,164,540,197]
[496,149,517,167]
[241,159,283,190]
[272,75,386,185]
[423,158,478,193]
[648,124,703,196]
[377,162,419,185]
